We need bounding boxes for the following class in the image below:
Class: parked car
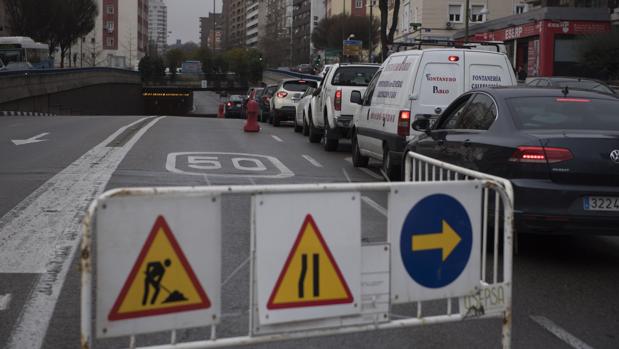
[297,64,315,74]
[527,77,617,95]
[308,63,379,151]
[407,87,619,234]
[258,84,278,122]
[270,79,318,126]
[350,48,516,180]
[224,95,245,118]
[294,86,317,133]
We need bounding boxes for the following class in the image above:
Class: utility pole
[368,0,373,63]
[464,0,470,43]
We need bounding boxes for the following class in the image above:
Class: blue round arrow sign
[400,194,473,288]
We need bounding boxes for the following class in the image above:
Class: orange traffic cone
[244,100,260,132]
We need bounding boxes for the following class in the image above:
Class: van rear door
[464,51,516,90]
[412,50,465,124]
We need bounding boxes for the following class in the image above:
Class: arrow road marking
[11,132,49,145]
[412,220,461,261]
[0,294,12,311]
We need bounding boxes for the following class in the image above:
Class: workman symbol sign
[108,216,211,320]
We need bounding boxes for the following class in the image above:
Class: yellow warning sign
[108,216,211,320]
[267,214,353,309]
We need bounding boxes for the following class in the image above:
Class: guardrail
[0,66,139,78]
[81,165,514,348]
[265,69,321,81]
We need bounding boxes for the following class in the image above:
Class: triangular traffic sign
[108,216,211,321]
[267,214,353,309]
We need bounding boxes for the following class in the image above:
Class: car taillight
[227,102,232,107]
[509,146,573,164]
[334,90,342,111]
[397,110,411,137]
[276,91,288,98]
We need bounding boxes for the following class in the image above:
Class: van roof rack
[390,39,504,52]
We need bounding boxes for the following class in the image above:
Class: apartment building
[326,0,379,17]
[200,13,223,50]
[292,0,326,64]
[246,0,260,47]
[223,0,247,49]
[148,0,167,55]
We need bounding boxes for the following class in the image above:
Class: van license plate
[584,196,619,211]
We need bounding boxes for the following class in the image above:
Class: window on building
[106,5,114,14]
[470,5,485,22]
[106,37,115,48]
[105,21,114,32]
[448,5,462,22]
[514,4,527,13]
[356,0,363,8]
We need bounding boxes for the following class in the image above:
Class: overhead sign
[389,181,481,303]
[96,195,221,338]
[267,215,353,309]
[108,216,211,320]
[255,192,361,325]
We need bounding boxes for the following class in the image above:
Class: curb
[0,111,55,117]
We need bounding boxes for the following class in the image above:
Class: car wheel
[272,110,281,126]
[302,113,310,136]
[382,145,402,181]
[352,131,369,167]
[294,117,302,133]
[322,115,339,152]
[308,114,321,143]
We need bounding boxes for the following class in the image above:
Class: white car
[349,48,517,180]
[307,63,379,151]
[294,86,317,134]
[269,79,318,127]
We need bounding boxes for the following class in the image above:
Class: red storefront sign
[473,20,610,42]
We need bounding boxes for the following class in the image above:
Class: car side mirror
[312,88,321,96]
[350,90,362,105]
[412,118,430,133]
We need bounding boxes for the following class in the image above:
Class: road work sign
[388,181,481,303]
[254,192,361,325]
[96,195,221,338]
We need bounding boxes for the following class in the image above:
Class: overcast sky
[166,0,222,45]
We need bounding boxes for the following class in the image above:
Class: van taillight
[334,90,342,111]
[509,146,573,163]
[398,110,411,137]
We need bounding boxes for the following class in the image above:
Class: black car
[224,95,245,118]
[527,77,617,95]
[257,84,278,122]
[407,87,619,235]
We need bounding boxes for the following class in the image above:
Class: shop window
[448,4,462,23]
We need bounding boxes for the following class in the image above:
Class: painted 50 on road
[166,152,294,179]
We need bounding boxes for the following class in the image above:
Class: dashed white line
[0,294,12,311]
[530,315,594,349]
[361,196,388,217]
[271,135,284,142]
[342,168,352,182]
[302,154,323,168]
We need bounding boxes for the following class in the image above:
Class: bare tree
[379,0,400,61]
[51,0,98,67]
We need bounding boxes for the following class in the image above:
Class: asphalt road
[0,94,618,349]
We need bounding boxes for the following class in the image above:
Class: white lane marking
[344,157,384,180]
[342,168,352,182]
[11,132,49,145]
[0,294,12,311]
[302,154,323,168]
[271,135,284,143]
[2,116,163,349]
[530,315,594,349]
[361,196,388,217]
[166,152,294,179]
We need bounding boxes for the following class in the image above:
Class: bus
[0,36,54,69]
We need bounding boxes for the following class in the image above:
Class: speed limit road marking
[166,152,294,178]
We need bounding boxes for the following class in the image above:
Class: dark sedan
[406,87,619,235]
[224,95,245,119]
[527,77,616,95]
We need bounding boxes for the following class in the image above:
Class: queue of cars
[246,46,618,235]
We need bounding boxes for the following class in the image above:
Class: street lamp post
[368,1,373,63]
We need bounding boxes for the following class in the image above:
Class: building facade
[200,13,223,50]
[0,0,10,37]
[246,0,260,47]
[223,0,247,49]
[453,6,612,77]
[326,0,378,17]
[75,0,148,68]
[148,0,167,55]
[292,0,326,64]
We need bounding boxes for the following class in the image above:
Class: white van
[350,48,516,180]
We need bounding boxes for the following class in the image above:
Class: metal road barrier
[81,177,513,348]
[404,150,514,347]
